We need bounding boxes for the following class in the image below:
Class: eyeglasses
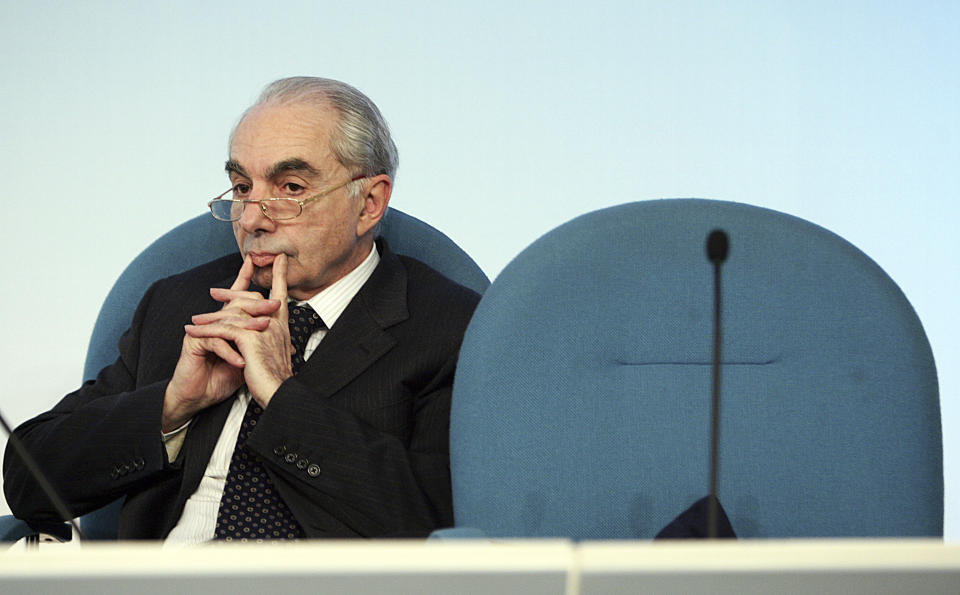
[207,175,366,222]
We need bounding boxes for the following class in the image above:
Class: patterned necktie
[214,303,325,542]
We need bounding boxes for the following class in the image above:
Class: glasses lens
[209,199,241,221]
[262,199,302,220]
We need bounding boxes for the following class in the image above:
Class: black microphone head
[706,229,729,263]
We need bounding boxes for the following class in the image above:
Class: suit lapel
[294,240,409,398]
[175,397,234,503]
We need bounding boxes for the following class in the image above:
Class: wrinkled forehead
[230,98,339,150]
[227,102,342,180]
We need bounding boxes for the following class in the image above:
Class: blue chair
[2,208,489,542]
[441,199,941,539]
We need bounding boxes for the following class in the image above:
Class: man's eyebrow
[224,158,322,181]
[224,160,247,178]
[266,158,322,180]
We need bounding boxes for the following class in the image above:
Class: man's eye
[282,183,305,195]
[232,183,251,197]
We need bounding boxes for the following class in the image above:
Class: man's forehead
[226,101,340,179]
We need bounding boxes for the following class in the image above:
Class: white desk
[1,539,957,594]
[577,539,960,594]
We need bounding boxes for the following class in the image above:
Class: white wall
[1,1,956,538]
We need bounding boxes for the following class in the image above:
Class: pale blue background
[0,1,956,538]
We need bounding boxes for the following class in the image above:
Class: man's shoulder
[153,252,243,292]
[396,254,482,316]
[130,253,242,326]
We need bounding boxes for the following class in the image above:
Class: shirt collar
[273,244,380,329]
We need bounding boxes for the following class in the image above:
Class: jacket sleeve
[2,281,181,523]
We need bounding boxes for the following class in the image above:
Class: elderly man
[3,77,480,542]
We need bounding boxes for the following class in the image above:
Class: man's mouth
[248,251,278,267]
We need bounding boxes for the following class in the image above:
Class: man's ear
[356,174,392,237]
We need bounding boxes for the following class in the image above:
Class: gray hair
[236,77,399,196]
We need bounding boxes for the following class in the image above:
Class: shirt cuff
[162,420,191,462]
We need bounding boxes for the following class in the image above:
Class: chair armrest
[428,527,490,540]
[0,515,72,544]
[0,515,35,542]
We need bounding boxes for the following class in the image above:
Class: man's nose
[237,195,276,233]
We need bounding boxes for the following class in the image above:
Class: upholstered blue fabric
[448,199,941,539]
[0,517,36,542]
[3,208,488,542]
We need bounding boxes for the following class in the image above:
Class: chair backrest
[79,208,489,538]
[449,199,941,539]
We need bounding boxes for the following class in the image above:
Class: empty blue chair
[444,199,941,539]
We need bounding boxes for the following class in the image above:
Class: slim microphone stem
[705,228,729,540]
[0,409,86,542]
[708,259,722,539]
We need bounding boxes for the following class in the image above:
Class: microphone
[707,229,729,264]
[705,229,729,539]
[0,408,86,543]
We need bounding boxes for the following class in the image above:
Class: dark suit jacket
[3,240,480,539]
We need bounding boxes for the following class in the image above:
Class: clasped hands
[162,254,294,433]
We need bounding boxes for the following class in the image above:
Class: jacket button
[273,445,287,457]
[296,458,309,470]
[134,457,145,470]
[110,466,120,479]
[306,464,321,477]
[284,453,298,464]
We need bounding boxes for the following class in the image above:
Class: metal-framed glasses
[207,175,366,222]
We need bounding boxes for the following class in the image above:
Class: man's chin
[252,266,274,289]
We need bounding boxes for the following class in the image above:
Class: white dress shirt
[164,246,380,546]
